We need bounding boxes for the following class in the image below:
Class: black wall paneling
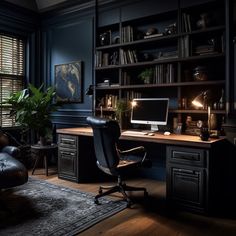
[180,0,215,8]
[121,0,178,22]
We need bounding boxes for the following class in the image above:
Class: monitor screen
[131,98,169,130]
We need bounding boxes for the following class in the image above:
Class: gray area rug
[0,177,127,236]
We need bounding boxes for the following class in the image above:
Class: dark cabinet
[167,166,206,210]
[58,134,79,182]
[58,133,101,182]
[167,146,208,213]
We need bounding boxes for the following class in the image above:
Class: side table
[31,143,58,176]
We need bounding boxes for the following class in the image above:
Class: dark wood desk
[57,127,227,214]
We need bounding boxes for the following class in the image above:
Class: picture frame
[55,61,82,103]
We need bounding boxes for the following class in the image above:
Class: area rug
[0,177,127,236]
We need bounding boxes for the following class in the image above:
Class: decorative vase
[199,127,210,141]
[210,113,217,130]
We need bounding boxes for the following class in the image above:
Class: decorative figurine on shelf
[164,23,176,35]
[146,27,158,36]
[196,13,210,29]
[193,66,208,81]
[110,51,118,65]
[99,31,111,46]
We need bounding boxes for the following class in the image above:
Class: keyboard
[122,130,148,136]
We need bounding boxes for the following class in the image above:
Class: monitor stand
[150,124,159,132]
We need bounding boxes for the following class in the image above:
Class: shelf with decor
[95,0,226,135]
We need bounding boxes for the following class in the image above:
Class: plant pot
[143,77,152,84]
[39,136,47,146]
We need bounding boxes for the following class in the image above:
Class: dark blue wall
[41,7,95,128]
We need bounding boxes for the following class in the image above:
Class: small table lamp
[192,90,212,131]
[192,89,220,131]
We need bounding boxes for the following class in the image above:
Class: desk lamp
[85,85,94,96]
[192,89,220,131]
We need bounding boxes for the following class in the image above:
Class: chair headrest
[87,116,120,138]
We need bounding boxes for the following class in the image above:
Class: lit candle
[100,106,103,118]
[207,106,211,131]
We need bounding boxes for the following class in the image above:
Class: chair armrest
[1,146,20,158]
[118,146,151,167]
[118,146,146,155]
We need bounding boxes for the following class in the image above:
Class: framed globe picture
[55,61,82,103]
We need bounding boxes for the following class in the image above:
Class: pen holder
[199,127,210,141]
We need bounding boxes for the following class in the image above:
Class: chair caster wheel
[94,198,99,204]
[144,191,148,198]
[126,200,132,208]
[98,188,103,194]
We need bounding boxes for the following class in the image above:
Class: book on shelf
[144,33,163,39]
[182,13,192,33]
[180,36,190,57]
[153,63,175,84]
[97,81,110,87]
[120,49,138,65]
[122,25,134,43]
[194,45,215,55]
[110,83,120,87]
[99,94,118,109]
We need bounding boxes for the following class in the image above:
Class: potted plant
[3,83,59,145]
[115,99,131,130]
[138,68,154,84]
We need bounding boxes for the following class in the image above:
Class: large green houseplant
[3,83,58,145]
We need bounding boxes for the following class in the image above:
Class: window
[0,34,25,127]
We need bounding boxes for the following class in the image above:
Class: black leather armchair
[87,116,151,207]
[0,143,28,189]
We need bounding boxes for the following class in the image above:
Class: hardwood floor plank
[29,170,236,236]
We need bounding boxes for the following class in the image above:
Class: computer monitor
[131,98,169,131]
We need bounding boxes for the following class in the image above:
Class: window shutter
[0,34,25,127]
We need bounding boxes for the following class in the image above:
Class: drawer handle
[61,138,75,143]
[173,151,200,161]
[61,151,75,156]
[176,168,195,174]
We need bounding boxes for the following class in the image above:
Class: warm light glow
[192,100,204,108]
[131,100,137,107]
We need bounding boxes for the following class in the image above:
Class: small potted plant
[115,99,131,130]
[138,68,154,84]
[3,83,59,145]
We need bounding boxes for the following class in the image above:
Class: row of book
[122,25,134,43]
[180,36,190,57]
[123,91,142,101]
[153,64,175,84]
[182,13,192,33]
[95,51,119,67]
[120,49,138,64]
[99,94,118,109]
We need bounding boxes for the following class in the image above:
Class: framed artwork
[55,61,82,103]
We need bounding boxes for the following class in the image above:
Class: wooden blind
[0,34,25,127]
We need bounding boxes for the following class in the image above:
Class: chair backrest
[86,116,120,171]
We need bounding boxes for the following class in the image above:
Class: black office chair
[87,116,151,207]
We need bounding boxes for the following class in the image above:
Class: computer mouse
[148,133,155,136]
[164,131,171,135]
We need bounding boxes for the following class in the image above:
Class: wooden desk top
[57,127,225,148]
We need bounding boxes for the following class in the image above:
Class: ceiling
[4,0,73,12]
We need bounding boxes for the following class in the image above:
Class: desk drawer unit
[58,134,79,182]
[166,146,208,213]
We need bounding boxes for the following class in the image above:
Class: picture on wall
[55,61,82,103]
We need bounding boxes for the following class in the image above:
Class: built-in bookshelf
[95,0,226,134]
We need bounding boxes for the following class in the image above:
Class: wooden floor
[30,168,236,236]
